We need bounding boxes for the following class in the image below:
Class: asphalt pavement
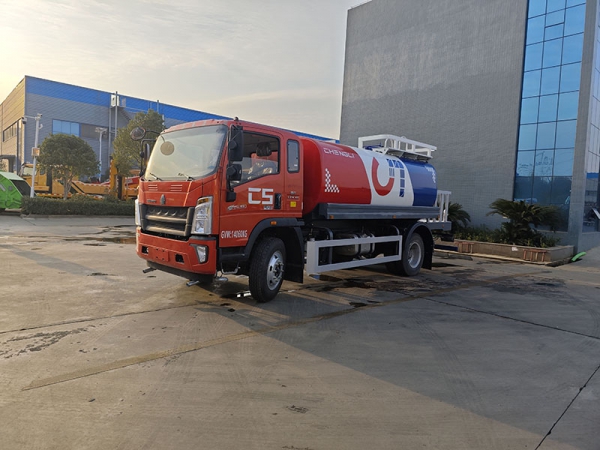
[0,214,599,450]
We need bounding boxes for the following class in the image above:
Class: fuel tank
[301,139,437,215]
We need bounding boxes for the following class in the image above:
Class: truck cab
[135,119,305,301]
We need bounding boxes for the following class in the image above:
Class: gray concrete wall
[341,0,528,228]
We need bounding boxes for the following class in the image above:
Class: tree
[447,202,471,231]
[487,198,562,245]
[38,134,99,200]
[112,109,165,175]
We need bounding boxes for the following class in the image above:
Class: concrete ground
[0,213,599,450]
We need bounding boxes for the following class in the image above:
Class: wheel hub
[267,250,284,289]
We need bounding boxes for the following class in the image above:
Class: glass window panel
[519,124,538,150]
[523,70,542,97]
[527,16,546,44]
[535,149,555,176]
[556,120,577,147]
[547,0,566,12]
[52,120,61,134]
[287,140,299,172]
[566,0,585,6]
[521,97,540,124]
[539,94,559,121]
[543,39,563,68]
[560,62,581,92]
[514,176,534,201]
[529,0,547,17]
[61,121,70,134]
[516,151,535,176]
[562,33,584,64]
[532,176,553,203]
[541,66,560,94]
[545,24,564,40]
[525,43,544,71]
[537,122,557,148]
[550,176,572,204]
[564,4,586,36]
[71,123,80,136]
[558,91,579,119]
[546,10,565,26]
[553,148,574,175]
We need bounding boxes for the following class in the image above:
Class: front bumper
[136,228,217,277]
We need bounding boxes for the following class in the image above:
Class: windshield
[145,125,227,180]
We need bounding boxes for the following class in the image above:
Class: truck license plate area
[150,247,170,262]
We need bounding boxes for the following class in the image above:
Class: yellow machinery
[20,160,138,200]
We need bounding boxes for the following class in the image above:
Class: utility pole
[24,114,43,197]
[96,127,107,180]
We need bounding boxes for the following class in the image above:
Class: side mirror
[226,163,242,181]
[228,125,244,162]
[130,127,146,141]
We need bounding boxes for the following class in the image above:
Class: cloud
[0,0,359,137]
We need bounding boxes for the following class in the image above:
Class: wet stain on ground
[287,405,308,414]
[1,327,89,358]
[490,277,566,296]
[64,237,136,245]
[349,302,368,308]
[432,262,458,268]
[309,274,344,283]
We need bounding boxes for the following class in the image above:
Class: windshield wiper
[178,172,195,181]
[146,172,162,181]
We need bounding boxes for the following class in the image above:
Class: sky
[0,0,363,139]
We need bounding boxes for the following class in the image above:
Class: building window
[2,123,18,142]
[515,0,587,230]
[52,120,80,136]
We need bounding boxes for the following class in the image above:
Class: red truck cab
[136,119,306,301]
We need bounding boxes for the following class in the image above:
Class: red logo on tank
[371,159,394,196]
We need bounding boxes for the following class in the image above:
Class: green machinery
[0,171,31,212]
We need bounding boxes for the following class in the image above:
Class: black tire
[249,237,286,303]
[386,233,424,276]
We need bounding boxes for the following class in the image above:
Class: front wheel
[249,237,286,303]
[386,233,424,276]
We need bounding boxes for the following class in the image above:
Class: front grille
[142,205,194,238]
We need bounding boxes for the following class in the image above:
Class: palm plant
[447,202,471,231]
[486,199,562,245]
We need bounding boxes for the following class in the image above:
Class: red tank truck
[133,119,450,302]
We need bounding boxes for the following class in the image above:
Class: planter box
[453,240,574,263]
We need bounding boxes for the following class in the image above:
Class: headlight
[191,197,212,235]
[134,199,141,227]
[194,245,208,263]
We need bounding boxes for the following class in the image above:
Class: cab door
[218,127,286,248]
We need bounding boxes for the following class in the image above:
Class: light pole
[96,127,107,181]
[23,114,43,197]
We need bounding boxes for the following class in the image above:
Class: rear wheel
[386,233,424,276]
[249,237,286,303]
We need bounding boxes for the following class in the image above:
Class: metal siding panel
[340,0,527,229]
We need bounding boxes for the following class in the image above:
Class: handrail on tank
[358,134,436,160]
[433,190,451,223]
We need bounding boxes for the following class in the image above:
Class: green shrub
[485,199,562,247]
[454,225,559,248]
[447,202,471,232]
[21,195,134,216]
